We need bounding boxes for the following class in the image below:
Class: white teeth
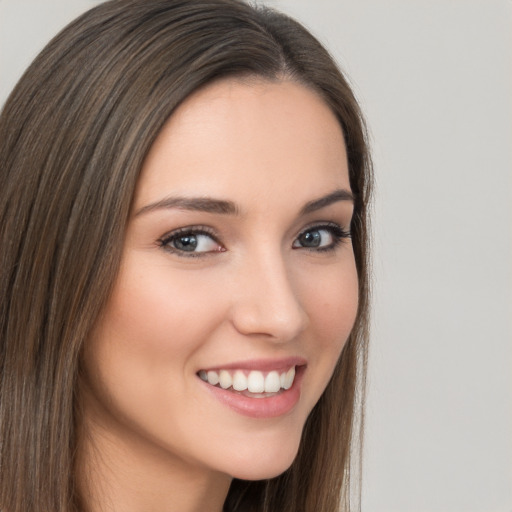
[201,366,297,393]
[219,370,232,389]
[232,370,248,391]
[207,370,219,386]
[247,371,265,393]
[264,371,281,393]
[283,367,295,390]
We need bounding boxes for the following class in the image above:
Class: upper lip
[199,356,307,373]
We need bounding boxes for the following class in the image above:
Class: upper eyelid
[159,221,347,238]
[296,220,350,235]
[159,225,220,242]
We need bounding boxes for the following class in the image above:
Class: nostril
[230,300,308,341]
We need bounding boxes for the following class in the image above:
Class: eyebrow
[134,188,354,218]
[299,189,354,215]
[135,196,240,217]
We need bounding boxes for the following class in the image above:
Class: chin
[229,457,297,481]
[222,431,302,481]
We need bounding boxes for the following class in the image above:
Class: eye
[158,227,224,257]
[292,223,350,251]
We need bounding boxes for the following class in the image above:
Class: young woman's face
[82,79,358,482]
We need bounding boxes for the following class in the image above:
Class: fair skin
[79,78,359,512]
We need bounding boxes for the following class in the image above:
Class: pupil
[301,231,320,247]
[175,235,197,251]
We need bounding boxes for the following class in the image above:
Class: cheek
[298,255,359,371]
[82,259,225,414]
[98,260,222,361]
[80,260,232,460]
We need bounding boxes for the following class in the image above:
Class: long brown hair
[0,1,372,511]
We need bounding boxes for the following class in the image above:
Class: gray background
[1,1,511,511]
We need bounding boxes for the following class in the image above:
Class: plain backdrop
[1,1,511,511]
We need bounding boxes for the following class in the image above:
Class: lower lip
[200,366,305,419]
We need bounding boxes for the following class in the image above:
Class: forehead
[134,78,349,211]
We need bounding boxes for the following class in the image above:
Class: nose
[229,252,309,342]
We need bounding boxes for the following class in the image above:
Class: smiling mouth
[198,367,296,398]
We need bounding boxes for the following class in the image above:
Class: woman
[0,1,372,511]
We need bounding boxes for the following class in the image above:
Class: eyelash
[157,222,351,258]
[157,225,222,258]
[294,222,351,253]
